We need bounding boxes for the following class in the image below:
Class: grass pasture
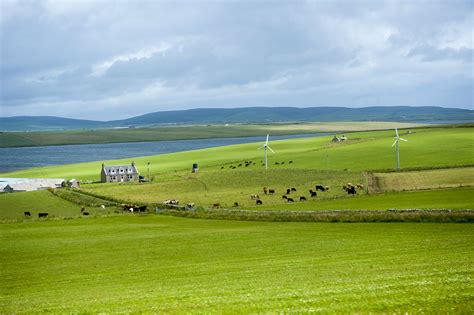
[1,216,473,313]
[370,167,474,192]
[1,126,472,181]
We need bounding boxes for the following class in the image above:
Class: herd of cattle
[210,182,365,208]
[222,160,294,169]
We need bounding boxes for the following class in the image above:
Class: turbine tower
[392,128,408,172]
[258,134,275,170]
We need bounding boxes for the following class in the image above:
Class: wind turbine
[392,128,408,172]
[258,134,275,170]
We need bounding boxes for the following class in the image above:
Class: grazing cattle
[83,212,90,216]
[221,166,224,169]
[275,162,280,165]
[81,206,85,212]
[38,212,48,218]
[229,165,233,168]
[309,190,317,197]
[291,188,297,192]
[286,188,291,195]
[163,200,179,205]
[186,203,195,209]
[213,203,220,208]
[356,183,364,189]
[346,186,357,195]
[289,161,293,164]
[245,164,250,167]
[282,195,288,199]
[100,205,106,209]
[281,161,285,164]
[250,194,260,200]
[238,164,242,167]
[256,199,263,205]
[287,198,294,202]
[263,187,268,195]
[299,196,307,201]
[315,185,327,192]
[324,186,330,191]
[138,206,147,212]
[268,189,275,195]
[24,211,31,217]
[233,202,239,207]
[232,166,236,169]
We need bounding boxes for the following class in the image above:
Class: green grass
[255,187,474,211]
[0,122,423,147]
[0,190,113,221]
[371,167,474,192]
[1,126,472,181]
[1,216,472,313]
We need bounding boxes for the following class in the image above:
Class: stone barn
[101,162,139,183]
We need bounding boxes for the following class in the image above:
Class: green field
[1,216,472,313]
[1,125,473,313]
[0,121,422,148]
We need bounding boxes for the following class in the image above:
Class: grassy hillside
[2,126,472,180]
[0,121,422,148]
[1,216,473,313]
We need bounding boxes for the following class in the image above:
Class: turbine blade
[399,138,408,142]
[392,140,397,147]
[395,128,399,137]
[267,146,275,153]
[258,146,264,149]
[266,134,269,145]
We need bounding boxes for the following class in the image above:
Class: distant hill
[1,106,473,131]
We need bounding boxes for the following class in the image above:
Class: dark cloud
[0,0,472,119]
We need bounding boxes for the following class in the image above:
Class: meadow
[1,216,473,313]
[1,124,473,313]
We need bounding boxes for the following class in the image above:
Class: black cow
[300,196,307,201]
[38,212,48,218]
[138,206,147,212]
[291,188,297,192]
[286,188,291,195]
[256,199,263,205]
[287,198,294,202]
[268,189,275,195]
[233,202,239,207]
[347,186,357,195]
[83,212,90,216]
[315,185,327,192]
[282,195,288,199]
[24,211,31,217]
[309,190,317,197]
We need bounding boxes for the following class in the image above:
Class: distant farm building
[101,162,139,183]
[0,178,66,193]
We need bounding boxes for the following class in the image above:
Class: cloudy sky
[1,0,472,120]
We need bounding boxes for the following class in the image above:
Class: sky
[1,0,473,120]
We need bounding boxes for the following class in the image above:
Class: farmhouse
[101,162,139,183]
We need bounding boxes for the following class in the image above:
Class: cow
[281,161,285,164]
[100,205,106,209]
[250,194,260,200]
[186,203,195,210]
[83,212,90,216]
[315,185,327,192]
[138,206,147,212]
[233,202,239,207]
[163,200,179,205]
[324,186,330,191]
[38,212,48,218]
[347,186,357,195]
[24,211,31,217]
[213,203,220,208]
[286,188,291,195]
[356,183,364,189]
[282,195,288,199]
[263,187,268,195]
[287,198,294,202]
[289,161,293,164]
[221,166,225,169]
[238,164,242,167]
[245,164,250,167]
[268,189,275,195]
[256,199,263,205]
[275,162,280,165]
[299,196,307,201]
[309,190,317,197]
[291,188,297,192]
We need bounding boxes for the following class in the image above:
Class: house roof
[102,164,139,176]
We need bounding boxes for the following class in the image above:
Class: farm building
[0,178,66,193]
[101,162,139,183]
